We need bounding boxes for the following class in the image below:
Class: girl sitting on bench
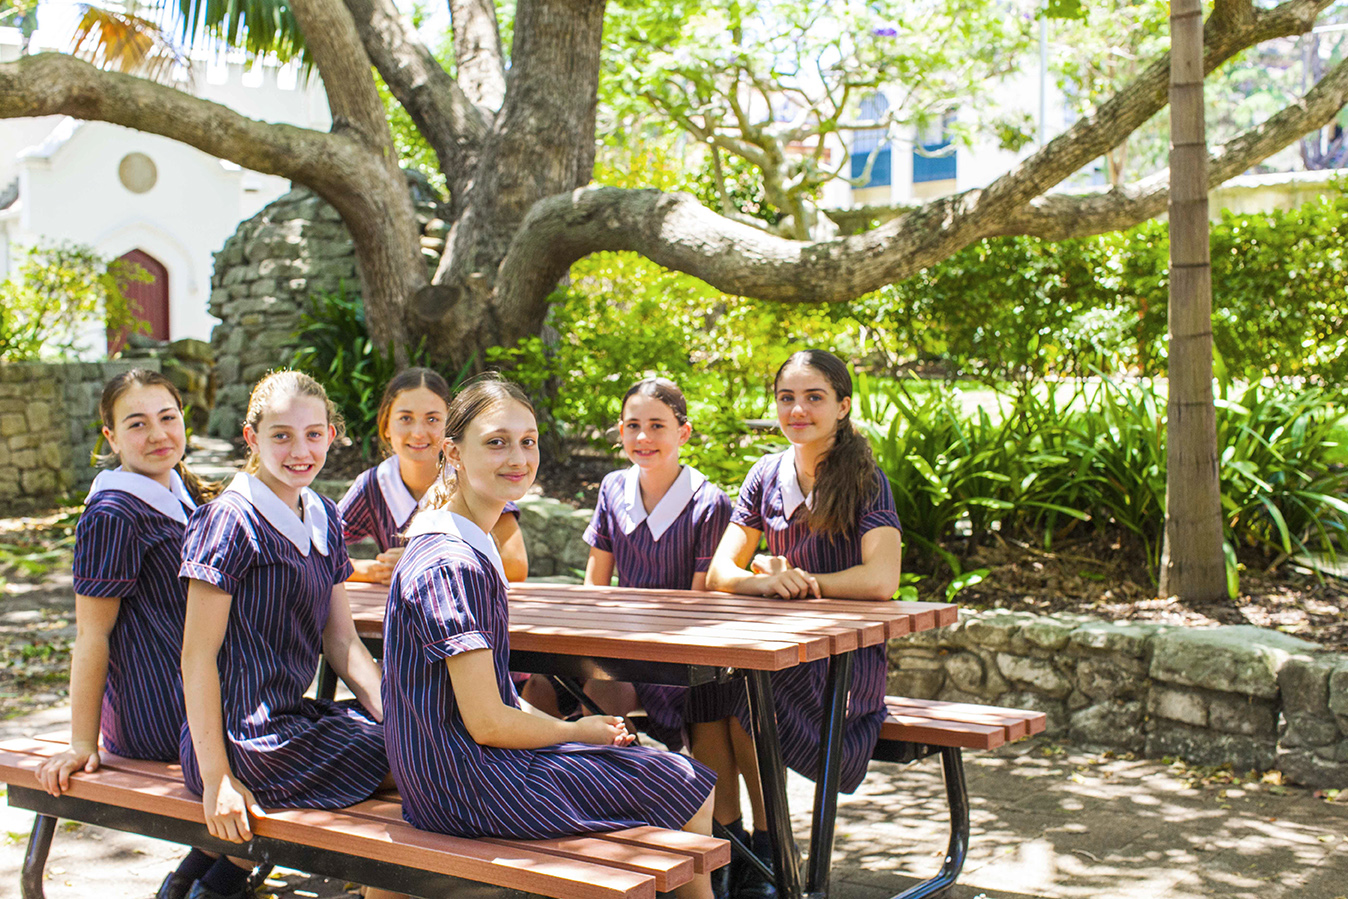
[381,375,717,899]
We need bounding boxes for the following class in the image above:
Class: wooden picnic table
[342,581,957,899]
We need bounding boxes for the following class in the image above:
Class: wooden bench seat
[868,697,1046,899]
[0,736,727,899]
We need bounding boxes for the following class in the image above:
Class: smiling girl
[575,378,732,746]
[381,376,716,899]
[176,371,397,899]
[340,368,527,584]
[700,350,903,899]
[36,370,220,898]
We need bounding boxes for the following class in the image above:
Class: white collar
[86,467,197,524]
[375,455,419,528]
[620,464,706,542]
[777,451,813,520]
[224,472,330,556]
[404,508,508,588]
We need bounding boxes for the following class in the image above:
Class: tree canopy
[1,0,1346,371]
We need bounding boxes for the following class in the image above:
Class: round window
[118,153,158,194]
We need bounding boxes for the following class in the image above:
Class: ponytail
[809,419,877,538]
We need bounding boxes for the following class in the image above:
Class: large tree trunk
[1159,0,1226,600]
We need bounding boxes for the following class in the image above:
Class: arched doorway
[107,249,169,355]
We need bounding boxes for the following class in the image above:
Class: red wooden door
[108,249,169,354]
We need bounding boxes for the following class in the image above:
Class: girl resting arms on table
[699,350,903,899]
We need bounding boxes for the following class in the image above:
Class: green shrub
[288,288,469,459]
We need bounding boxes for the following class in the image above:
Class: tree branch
[290,0,388,147]
[992,52,1348,240]
[496,51,1348,318]
[450,0,507,114]
[0,52,367,192]
[969,0,1335,224]
[342,0,486,201]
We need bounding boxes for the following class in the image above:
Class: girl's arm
[446,648,631,749]
[36,595,120,795]
[810,527,904,601]
[182,579,266,843]
[706,522,819,599]
[347,557,395,584]
[491,514,529,582]
[583,548,615,587]
[322,583,384,721]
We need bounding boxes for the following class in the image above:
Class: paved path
[1,706,1345,899]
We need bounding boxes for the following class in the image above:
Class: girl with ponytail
[700,351,902,899]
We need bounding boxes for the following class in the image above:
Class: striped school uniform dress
[178,473,386,809]
[688,451,902,793]
[583,465,732,747]
[383,509,717,839]
[72,469,197,762]
[339,455,520,553]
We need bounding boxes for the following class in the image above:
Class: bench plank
[877,697,1047,751]
[0,741,722,899]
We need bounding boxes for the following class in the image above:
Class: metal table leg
[805,651,854,898]
[315,658,338,701]
[891,747,970,899]
[744,670,803,899]
[21,813,56,899]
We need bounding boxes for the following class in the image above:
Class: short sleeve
[694,489,733,573]
[857,469,902,537]
[73,504,141,596]
[582,481,614,552]
[337,473,375,544]
[399,561,495,663]
[729,457,770,532]
[324,497,356,583]
[179,501,258,593]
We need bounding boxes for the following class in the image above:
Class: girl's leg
[520,674,564,718]
[689,720,742,824]
[728,717,766,832]
[675,792,716,899]
[583,679,639,717]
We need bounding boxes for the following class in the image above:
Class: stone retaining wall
[0,359,160,509]
[888,610,1348,787]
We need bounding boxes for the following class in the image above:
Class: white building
[0,28,331,349]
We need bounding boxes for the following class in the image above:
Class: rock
[996,652,1071,697]
[1149,626,1316,699]
[1207,693,1277,737]
[945,651,987,694]
[1067,620,1165,657]
[1074,655,1147,701]
[1148,685,1207,727]
[1276,746,1348,787]
[1069,700,1145,750]
[1146,719,1276,771]
[168,338,214,363]
[1278,656,1332,716]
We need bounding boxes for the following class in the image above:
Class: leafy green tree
[0,242,146,361]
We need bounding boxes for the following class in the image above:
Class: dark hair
[621,377,688,425]
[376,367,452,454]
[97,368,221,504]
[773,350,877,538]
[420,374,536,511]
[242,370,345,475]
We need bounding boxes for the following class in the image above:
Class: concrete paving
[1,704,1345,899]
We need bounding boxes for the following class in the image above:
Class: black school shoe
[733,831,778,899]
[154,869,197,899]
[184,881,252,899]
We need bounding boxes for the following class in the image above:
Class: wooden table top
[346,581,956,673]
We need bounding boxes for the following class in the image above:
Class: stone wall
[515,495,594,578]
[206,187,357,436]
[207,178,444,438]
[889,610,1348,786]
[0,359,159,509]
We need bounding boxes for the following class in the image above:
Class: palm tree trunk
[1159,0,1226,600]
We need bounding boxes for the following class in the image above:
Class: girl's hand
[363,548,404,584]
[36,743,100,796]
[762,567,820,600]
[751,554,790,575]
[573,715,635,747]
[203,772,267,843]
